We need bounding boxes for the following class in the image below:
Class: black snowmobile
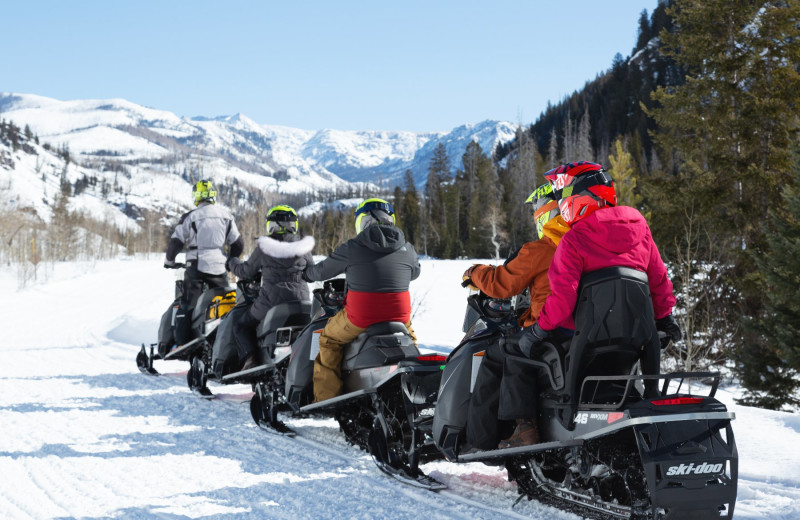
[184,275,312,421]
[429,267,738,519]
[136,264,236,397]
[249,278,447,489]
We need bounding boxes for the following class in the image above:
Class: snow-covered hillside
[1,257,799,519]
[1,93,515,227]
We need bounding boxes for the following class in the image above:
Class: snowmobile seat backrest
[257,301,312,338]
[343,321,418,371]
[555,267,660,427]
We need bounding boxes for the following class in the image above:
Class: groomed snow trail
[1,257,799,519]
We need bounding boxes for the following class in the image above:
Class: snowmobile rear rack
[577,371,722,411]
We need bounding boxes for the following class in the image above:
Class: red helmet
[544,162,616,225]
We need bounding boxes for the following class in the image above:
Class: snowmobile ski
[371,459,446,490]
[187,355,212,398]
[136,343,160,375]
[250,382,296,436]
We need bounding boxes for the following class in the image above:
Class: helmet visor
[266,211,299,234]
[354,200,395,233]
[267,219,298,234]
[533,200,559,238]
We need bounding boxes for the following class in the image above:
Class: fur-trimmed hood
[257,235,315,259]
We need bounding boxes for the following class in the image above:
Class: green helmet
[354,198,395,234]
[525,182,559,239]
[266,204,299,235]
[192,180,217,206]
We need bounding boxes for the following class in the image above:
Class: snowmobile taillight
[417,355,447,363]
[651,397,704,406]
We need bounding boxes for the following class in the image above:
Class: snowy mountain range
[0,93,515,229]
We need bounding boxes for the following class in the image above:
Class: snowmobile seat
[343,322,417,370]
[549,267,661,429]
[257,300,312,359]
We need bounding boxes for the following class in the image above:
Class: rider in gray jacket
[227,205,315,370]
[303,198,420,401]
[164,180,243,343]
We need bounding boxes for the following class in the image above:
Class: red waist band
[345,290,411,328]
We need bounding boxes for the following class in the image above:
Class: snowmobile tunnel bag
[207,291,236,320]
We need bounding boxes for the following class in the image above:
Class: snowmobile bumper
[634,414,737,519]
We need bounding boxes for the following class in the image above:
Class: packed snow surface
[2,257,799,519]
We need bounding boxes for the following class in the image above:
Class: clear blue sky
[2,1,661,132]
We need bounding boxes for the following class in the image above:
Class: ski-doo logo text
[665,462,724,476]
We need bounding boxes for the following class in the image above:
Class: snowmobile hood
[572,206,647,254]
[356,224,407,253]
[257,235,315,259]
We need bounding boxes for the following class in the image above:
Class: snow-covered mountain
[0,93,515,229]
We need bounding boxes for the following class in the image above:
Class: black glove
[225,257,234,272]
[301,269,312,283]
[517,323,549,358]
[163,260,177,269]
[655,314,682,349]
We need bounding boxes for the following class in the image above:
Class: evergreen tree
[424,143,451,257]
[575,107,593,161]
[499,126,541,251]
[400,170,420,248]
[636,9,652,50]
[647,0,800,392]
[456,142,500,257]
[607,137,641,208]
[739,145,800,409]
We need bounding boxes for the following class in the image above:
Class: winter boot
[241,354,257,372]
[498,419,539,449]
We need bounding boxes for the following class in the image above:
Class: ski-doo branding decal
[665,462,724,476]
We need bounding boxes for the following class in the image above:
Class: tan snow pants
[312,309,417,402]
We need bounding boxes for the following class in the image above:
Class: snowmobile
[249,277,447,488]
[429,266,738,519]
[136,263,236,397]
[184,275,312,418]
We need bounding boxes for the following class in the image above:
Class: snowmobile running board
[298,365,417,413]
[300,388,372,413]
[458,411,735,462]
[164,337,203,360]
[220,363,274,383]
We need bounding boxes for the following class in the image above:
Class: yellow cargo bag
[208,290,236,320]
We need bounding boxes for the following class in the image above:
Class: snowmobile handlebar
[164,262,186,270]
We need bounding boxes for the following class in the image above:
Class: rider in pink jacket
[537,203,676,331]
[499,162,680,449]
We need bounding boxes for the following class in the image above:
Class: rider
[226,205,315,371]
[462,183,570,452]
[302,198,421,402]
[499,161,681,448]
[164,180,244,344]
